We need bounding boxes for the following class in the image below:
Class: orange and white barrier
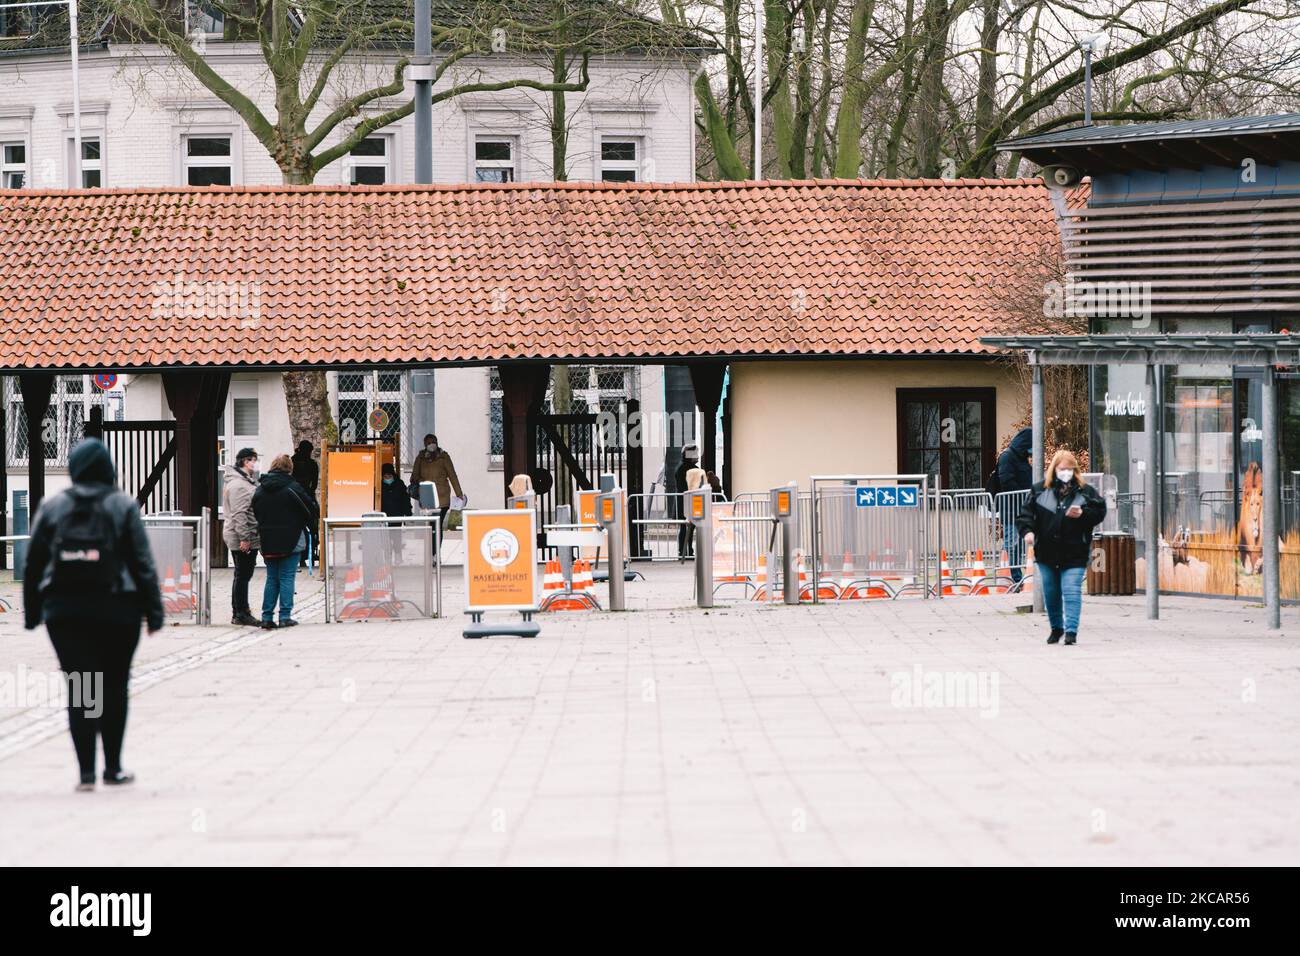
[161,565,180,613]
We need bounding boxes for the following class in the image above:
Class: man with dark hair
[292,440,319,569]
[222,447,261,625]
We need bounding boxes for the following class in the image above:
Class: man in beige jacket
[408,434,464,532]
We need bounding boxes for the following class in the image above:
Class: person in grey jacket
[23,438,163,791]
[222,447,261,626]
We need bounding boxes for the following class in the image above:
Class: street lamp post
[1077,32,1109,127]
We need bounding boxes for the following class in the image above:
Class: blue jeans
[262,553,300,623]
[1037,563,1085,633]
[1004,523,1023,584]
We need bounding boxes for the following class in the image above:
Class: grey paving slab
[0,562,1297,866]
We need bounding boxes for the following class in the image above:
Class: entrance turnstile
[771,483,800,604]
[686,488,713,608]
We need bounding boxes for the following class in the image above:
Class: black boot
[76,772,95,792]
[1064,632,1077,645]
[1046,628,1064,644]
[102,769,135,786]
[233,611,259,626]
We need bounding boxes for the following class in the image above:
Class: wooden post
[687,361,727,475]
[18,372,55,514]
[498,363,551,503]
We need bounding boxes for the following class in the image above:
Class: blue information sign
[856,485,919,508]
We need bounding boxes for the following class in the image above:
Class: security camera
[1042,164,1082,188]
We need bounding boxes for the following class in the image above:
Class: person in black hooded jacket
[997,427,1034,583]
[252,454,319,629]
[23,438,164,791]
[1015,449,1106,645]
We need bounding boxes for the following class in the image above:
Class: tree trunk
[831,0,873,177]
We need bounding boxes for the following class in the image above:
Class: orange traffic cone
[178,561,194,610]
[989,550,1012,595]
[161,565,178,613]
[752,553,769,601]
[1021,543,1035,593]
[969,550,988,595]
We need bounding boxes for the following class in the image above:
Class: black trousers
[231,548,259,614]
[47,620,141,778]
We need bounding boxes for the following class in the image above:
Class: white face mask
[1057,468,1074,484]
[425,442,436,452]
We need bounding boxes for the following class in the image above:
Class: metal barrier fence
[142,509,211,625]
[323,515,442,622]
[628,491,726,562]
[810,475,934,603]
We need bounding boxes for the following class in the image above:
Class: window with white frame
[5,375,122,467]
[68,137,102,188]
[183,134,232,186]
[2,142,27,189]
[346,136,391,185]
[474,137,517,183]
[599,138,639,182]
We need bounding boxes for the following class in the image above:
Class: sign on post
[856,485,919,508]
[464,510,537,612]
[326,449,379,517]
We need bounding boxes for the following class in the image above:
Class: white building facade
[1,21,703,506]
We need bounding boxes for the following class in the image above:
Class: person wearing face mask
[1015,449,1106,645]
[409,433,464,534]
[380,462,412,518]
[221,447,262,627]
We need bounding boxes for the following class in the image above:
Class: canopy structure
[982,333,1288,629]
[997,113,1300,173]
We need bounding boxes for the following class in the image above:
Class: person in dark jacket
[380,462,412,518]
[1015,449,1106,645]
[23,438,164,791]
[252,454,319,629]
[292,441,320,569]
[998,427,1034,584]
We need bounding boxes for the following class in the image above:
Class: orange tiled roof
[0,179,1064,371]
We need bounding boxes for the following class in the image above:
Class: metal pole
[1083,46,1092,126]
[323,522,332,623]
[606,505,626,612]
[921,474,929,600]
[413,0,432,183]
[69,0,83,187]
[753,0,763,178]
[934,472,942,599]
[1031,361,1045,613]
[810,478,820,604]
[1144,363,1159,620]
[1262,365,1281,630]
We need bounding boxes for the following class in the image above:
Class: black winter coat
[24,439,164,631]
[381,477,412,517]
[997,428,1033,494]
[1015,478,1107,569]
[253,470,320,558]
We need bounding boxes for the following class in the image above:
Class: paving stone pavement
[0,563,1297,866]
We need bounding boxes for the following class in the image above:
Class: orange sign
[464,510,537,611]
[326,450,378,517]
[601,496,615,523]
[691,494,705,519]
[777,490,791,515]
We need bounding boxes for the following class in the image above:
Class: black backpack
[48,494,122,595]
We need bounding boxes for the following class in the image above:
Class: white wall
[0,46,698,189]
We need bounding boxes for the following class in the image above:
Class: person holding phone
[1015,449,1106,645]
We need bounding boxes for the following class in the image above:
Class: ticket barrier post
[686,488,713,608]
[540,504,602,611]
[595,490,626,611]
[771,484,800,605]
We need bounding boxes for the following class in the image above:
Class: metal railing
[323,514,442,622]
[141,509,211,624]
